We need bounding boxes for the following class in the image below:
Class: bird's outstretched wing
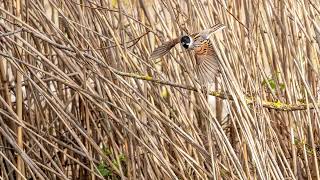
[194,39,220,84]
[149,37,181,60]
[192,23,226,40]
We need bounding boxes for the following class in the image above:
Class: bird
[149,23,225,84]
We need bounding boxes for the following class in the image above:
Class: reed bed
[0,0,320,179]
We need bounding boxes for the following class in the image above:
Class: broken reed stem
[114,71,318,111]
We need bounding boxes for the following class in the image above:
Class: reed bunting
[149,23,225,84]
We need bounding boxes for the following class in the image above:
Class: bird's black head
[180,36,192,49]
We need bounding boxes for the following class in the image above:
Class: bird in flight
[149,23,225,84]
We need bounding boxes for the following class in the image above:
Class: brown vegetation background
[0,0,320,179]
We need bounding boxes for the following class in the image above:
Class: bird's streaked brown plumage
[194,39,220,84]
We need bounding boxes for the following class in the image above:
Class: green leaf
[268,79,276,90]
[262,78,283,90]
[97,162,111,177]
[119,154,126,162]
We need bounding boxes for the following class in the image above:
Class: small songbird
[149,23,225,84]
